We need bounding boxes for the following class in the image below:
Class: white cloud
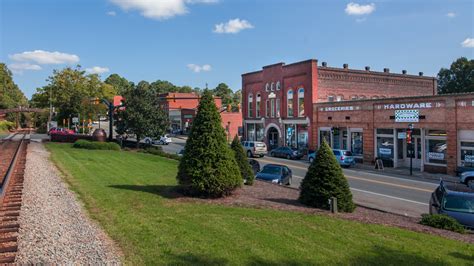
[107,11,117,16]
[187,64,211,73]
[9,50,80,64]
[345,2,375,16]
[8,63,42,74]
[213,18,254,34]
[86,66,110,74]
[446,12,456,18]
[109,0,217,20]
[461,38,474,48]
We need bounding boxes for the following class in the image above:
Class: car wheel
[467,179,474,189]
[309,157,314,163]
[286,154,291,160]
[247,150,252,158]
[145,139,151,145]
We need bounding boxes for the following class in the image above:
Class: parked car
[48,127,74,135]
[308,151,317,163]
[177,148,185,157]
[144,135,172,145]
[255,164,292,185]
[269,147,303,160]
[242,141,267,158]
[459,171,474,189]
[332,149,356,168]
[430,181,474,229]
[248,159,260,175]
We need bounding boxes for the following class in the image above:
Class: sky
[1,0,473,99]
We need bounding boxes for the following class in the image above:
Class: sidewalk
[352,163,459,183]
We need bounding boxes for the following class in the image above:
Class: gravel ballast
[15,142,122,264]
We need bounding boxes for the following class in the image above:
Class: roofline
[242,59,318,77]
[318,66,436,80]
[315,92,474,105]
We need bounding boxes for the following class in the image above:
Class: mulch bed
[176,181,474,244]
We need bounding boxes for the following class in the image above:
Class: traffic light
[406,129,412,144]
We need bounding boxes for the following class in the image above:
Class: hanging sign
[395,110,419,122]
[379,148,392,155]
[428,152,445,160]
[464,155,474,163]
[397,132,406,139]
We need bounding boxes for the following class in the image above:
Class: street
[255,155,439,217]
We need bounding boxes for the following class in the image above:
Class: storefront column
[347,128,352,152]
[393,129,398,168]
[420,128,425,172]
[446,98,458,175]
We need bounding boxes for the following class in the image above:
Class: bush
[230,135,254,185]
[176,90,241,198]
[299,140,355,212]
[73,140,120,151]
[0,121,15,132]
[141,146,181,161]
[420,214,465,233]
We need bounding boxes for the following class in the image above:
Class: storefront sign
[322,106,355,112]
[383,102,432,110]
[428,152,445,160]
[465,155,474,163]
[183,114,193,119]
[397,132,406,139]
[395,110,419,122]
[379,148,392,155]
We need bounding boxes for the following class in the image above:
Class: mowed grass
[46,143,474,265]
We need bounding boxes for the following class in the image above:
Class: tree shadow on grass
[166,253,229,265]
[448,252,474,262]
[264,198,304,207]
[108,184,183,199]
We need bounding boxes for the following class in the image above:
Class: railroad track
[0,130,30,263]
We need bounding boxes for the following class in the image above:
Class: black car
[248,159,260,175]
[269,147,303,160]
[255,164,292,185]
[430,181,474,229]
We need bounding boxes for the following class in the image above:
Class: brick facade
[242,59,436,153]
[314,93,474,174]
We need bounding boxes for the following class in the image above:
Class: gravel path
[15,142,122,264]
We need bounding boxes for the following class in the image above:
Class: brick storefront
[314,93,474,175]
[242,59,436,153]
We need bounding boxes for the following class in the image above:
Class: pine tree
[230,135,254,185]
[299,140,355,212]
[176,90,241,197]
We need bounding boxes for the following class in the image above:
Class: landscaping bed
[46,143,474,265]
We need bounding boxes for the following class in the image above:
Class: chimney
[383,68,390,73]
[365,66,370,71]
[402,70,407,74]
[419,72,423,76]
[322,62,327,67]
[343,63,348,69]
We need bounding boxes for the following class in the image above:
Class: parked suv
[332,149,356,167]
[430,181,474,229]
[459,170,474,189]
[241,141,267,158]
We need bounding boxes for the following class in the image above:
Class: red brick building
[314,93,474,174]
[242,59,437,152]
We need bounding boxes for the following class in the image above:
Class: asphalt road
[255,156,439,217]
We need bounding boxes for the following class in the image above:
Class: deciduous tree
[437,57,474,94]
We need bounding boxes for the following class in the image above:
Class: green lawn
[46,143,473,265]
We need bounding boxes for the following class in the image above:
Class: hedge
[420,214,465,234]
[141,146,181,161]
[72,140,121,151]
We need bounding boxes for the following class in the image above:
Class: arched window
[276,81,281,91]
[271,82,275,91]
[256,93,261,118]
[336,95,344,102]
[328,95,335,102]
[298,88,305,117]
[287,89,294,117]
[359,95,366,100]
[351,95,358,100]
[248,93,253,117]
[371,96,379,99]
[265,83,270,92]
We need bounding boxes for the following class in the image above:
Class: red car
[48,127,75,135]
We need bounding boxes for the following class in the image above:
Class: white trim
[281,117,310,124]
[244,119,264,124]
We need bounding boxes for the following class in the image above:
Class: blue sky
[1,0,473,98]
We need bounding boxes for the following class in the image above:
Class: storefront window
[276,99,280,117]
[298,88,305,117]
[285,124,296,148]
[333,128,341,149]
[256,124,264,142]
[248,94,253,118]
[425,139,447,165]
[460,141,474,168]
[247,123,255,141]
[351,132,363,156]
[287,90,293,117]
[377,136,394,166]
[377,128,394,135]
[297,124,308,153]
[265,100,269,117]
[271,99,275,117]
[320,130,331,146]
[256,93,261,118]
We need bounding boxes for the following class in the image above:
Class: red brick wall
[221,112,243,141]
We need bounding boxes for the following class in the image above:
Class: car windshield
[343,151,353,156]
[442,195,474,214]
[256,143,265,147]
[260,166,281,175]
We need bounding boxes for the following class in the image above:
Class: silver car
[460,171,474,189]
[241,141,267,158]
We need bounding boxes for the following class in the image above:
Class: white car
[144,135,172,145]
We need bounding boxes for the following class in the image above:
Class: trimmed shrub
[230,135,254,185]
[141,146,181,161]
[73,140,120,151]
[299,140,355,212]
[176,90,241,198]
[420,214,465,234]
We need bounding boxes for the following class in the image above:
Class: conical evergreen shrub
[299,140,355,212]
[230,135,254,185]
[176,90,241,197]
